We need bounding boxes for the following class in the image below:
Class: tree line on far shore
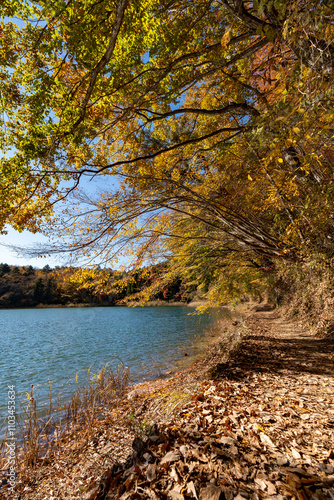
[0,263,196,308]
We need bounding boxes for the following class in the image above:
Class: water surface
[0,306,228,425]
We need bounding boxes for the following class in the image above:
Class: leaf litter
[1,310,334,499]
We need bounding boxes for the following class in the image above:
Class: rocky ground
[2,310,334,499]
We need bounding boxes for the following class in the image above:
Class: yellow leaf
[248,174,253,180]
[293,127,300,134]
[221,30,231,49]
[278,158,284,163]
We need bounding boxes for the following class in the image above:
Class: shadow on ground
[210,314,334,380]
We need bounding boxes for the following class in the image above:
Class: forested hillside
[0,263,191,308]
[0,0,334,330]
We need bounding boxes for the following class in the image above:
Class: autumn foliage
[0,0,334,313]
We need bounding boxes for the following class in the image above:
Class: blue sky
[0,167,121,267]
[0,229,67,267]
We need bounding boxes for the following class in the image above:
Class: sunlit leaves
[0,0,334,305]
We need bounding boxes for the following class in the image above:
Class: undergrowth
[275,255,334,336]
[0,362,130,473]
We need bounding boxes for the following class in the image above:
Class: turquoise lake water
[0,306,229,428]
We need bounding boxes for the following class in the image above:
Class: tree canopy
[1,0,334,304]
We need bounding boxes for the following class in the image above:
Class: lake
[0,305,232,429]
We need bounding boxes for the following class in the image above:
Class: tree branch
[137,102,260,122]
[70,0,128,134]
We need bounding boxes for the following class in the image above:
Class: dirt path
[4,311,334,499]
[236,312,334,377]
[97,311,334,499]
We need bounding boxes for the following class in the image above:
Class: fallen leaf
[220,437,237,446]
[187,481,198,499]
[82,482,100,500]
[199,484,222,500]
[146,463,157,482]
[291,448,301,459]
[161,450,181,464]
[259,432,275,448]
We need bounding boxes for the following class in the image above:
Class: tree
[23,265,35,276]
[0,1,333,303]
[0,263,11,277]
[33,277,45,303]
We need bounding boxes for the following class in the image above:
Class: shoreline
[0,300,210,310]
[0,305,244,439]
[0,305,257,497]
[3,307,333,499]
[0,303,253,498]
[127,302,252,397]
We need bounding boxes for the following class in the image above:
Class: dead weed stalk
[0,362,130,473]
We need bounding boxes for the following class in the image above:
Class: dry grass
[0,362,130,472]
[145,390,193,419]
